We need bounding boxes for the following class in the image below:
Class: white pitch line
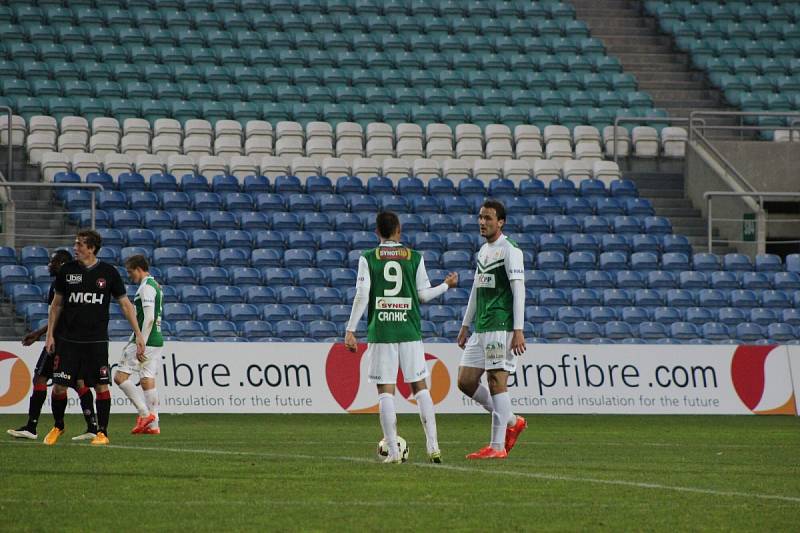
[3,440,798,504]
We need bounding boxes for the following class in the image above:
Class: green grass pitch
[1,414,798,531]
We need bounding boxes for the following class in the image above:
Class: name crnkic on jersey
[68,292,104,304]
[375,297,411,321]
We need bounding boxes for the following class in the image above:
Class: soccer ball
[376,436,409,462]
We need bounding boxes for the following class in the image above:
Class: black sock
[95,390,111,435]
[51,392,67,430]
[26,386,48,431]
[76,386,98,432]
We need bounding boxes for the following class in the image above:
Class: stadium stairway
[571,0,750,139]
[0,147,76,249]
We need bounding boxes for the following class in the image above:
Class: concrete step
[648,89,720,101]
[655,207,702,218]
[638,80,710,91]
[571,0,630,8]
[670,217,711,228]
[657,98,725,109]
[620,62,691,72]
[651,198,695,208]
[634,71,702,83]
[587,27,660,37]
[599,34,674,47]
[675,226,708,237]
[638,188,684,198]
[615,52,687,64]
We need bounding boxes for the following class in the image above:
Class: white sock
[378,392,399,458]
[143,388,159,428]
[490,392,514,451]
[117,379,148,417]
[414,389,439,454]
[471,385,494,413]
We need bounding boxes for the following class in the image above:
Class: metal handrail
[703,191,800,253]
[0,106,13,182]
[687,110,800,142]
[612,116,705,165]
[691,129,758,194]
[0,183,103,241]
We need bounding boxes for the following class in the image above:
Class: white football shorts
[460,330,518,372]
[366,340,428,385]
[116,343,162,379]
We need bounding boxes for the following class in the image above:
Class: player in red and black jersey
[6,250,99,441]
[43,230,145,446]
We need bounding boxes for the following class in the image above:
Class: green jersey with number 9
[362,245,422,343]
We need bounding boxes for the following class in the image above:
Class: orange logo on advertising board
[0,351,31,407]
[731,345,796,415]
[326,343,450,413]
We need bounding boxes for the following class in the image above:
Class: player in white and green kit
[114,255,164,435]
[345,212,458,463]
[457,200,528,459]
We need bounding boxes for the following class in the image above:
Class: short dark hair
[376,211,400,239]
[52,249,72,265]
[482,200,506,221]
[76,229,102,254]
[124,254,150,272]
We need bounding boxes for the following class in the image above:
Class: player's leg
[89,342,112,445]
[45,342,77,444]
[70,379,99,441]
[140,377,160,434]
[8,348,52,439]
[114,343,150,432]
[400,340,440,461]
[457,332,494,413]
[368,343,401,463]
[139,346,162,434]
[486,369,513,452]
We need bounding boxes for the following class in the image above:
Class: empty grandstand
[0,0,798,345]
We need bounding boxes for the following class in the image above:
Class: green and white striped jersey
[473,234,525,333]
[131,275,163,347]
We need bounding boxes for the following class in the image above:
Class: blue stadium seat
[214,286,244,304]
[698,288,728,308]
[661,234,692,255]
[755,254,783,273]
[262,304,292,323]
[724,253,753,272]
[767,323,795,342]
[255,230,286,250]
[308,320,339,339]
[241,320,274,339]
[111,210,141,228]
[570,288,601,306]
[296,304,326,323]
[600,234,629,252]
[638,321,666,340]
[670,322,699,340]
[666,288,695,307]
[286,231,318,250]
[195,303,227,322]
[367,176,394,195]
[539,288,569,307]
[174,320,206,338]
[219,248,249,268]
[98,228,126,248]
[585,270,614,288]
[736,322,765,342]
[525,270,551,289]
[761,290,790,308]
[631,234,660,253]
[263,267,295,286]
[648,270,677,288]
[588,306,618,324]
[330,268,357,287]
[599,320,631,341]
[207,320,238,337]
[164,302,193,322]
[615,270,644,288]
[164,266,196,285]
[350,194,380,213]
[700,322,730,341]
[773,272,800,290]
[311,287,343,305]
[245,286,276,304]
[710,271,739,289]
[635,288,663,307]
[750,308,778,326]
[255,193,286,212]
[730,289,759,308]
[296,267,329,287]
[541,320,570,340]
[613,216,641,234]
[275,319,306,338]
[718,307,747,326]
[556,306,585,324]
[609,179,638,198]
[594,197,625,216]
[230,266,260,286]
[552,270,581,289]
[278,286,310,304]
[599,251,627,271]
[643,216,671,235]
[198,266,230,286]
[143,210,174,230]
[603,288,633,306]
[379,195,411,214]
[185,247,218,267]
[274,175,303,195]
[191,229,221,248]
[631,251,658,271]
[240,212,269,232]
[685,307,715,325]
[741,272,771,290]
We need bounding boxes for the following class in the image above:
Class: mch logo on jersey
[325,344,450,413]
[377,247,410,261]
[730,345,797,415]
[0,351,32,407]
[66,274,82,284]
[96,278,107,289]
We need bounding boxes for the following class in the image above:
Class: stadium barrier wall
[0,342,798,416]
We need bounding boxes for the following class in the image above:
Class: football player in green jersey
[114,255,164,435]
[345,212,458,463]
[457,200,528,459]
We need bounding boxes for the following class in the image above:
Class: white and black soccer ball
[377,436,409,462]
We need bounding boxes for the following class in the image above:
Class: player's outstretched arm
[22,325,48,346]
[45,293,63,353]
[118,296,145,356]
